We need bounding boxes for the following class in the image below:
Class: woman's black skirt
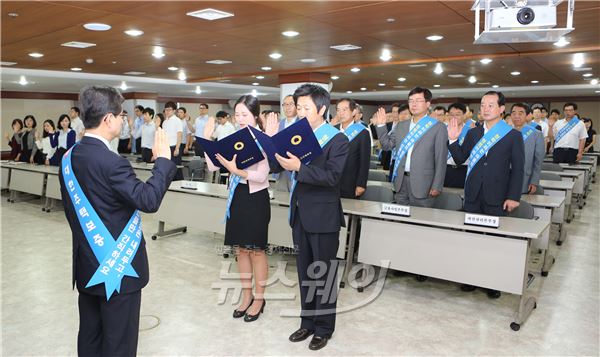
[224,184,270,250]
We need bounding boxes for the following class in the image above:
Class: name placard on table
[381,203,411,217]
[180,181,200,190]
[464,213,500,228]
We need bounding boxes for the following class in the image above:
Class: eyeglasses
[408,99,426,104]
[282,103,295,107]
[199,106,207,110]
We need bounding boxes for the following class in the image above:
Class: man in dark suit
[60,85,176,356]
[274,84,349,351]
[335,98,371,199]
[448,91,524,298]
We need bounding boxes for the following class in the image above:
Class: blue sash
[391,116,437,183]
[521,123,537,142]
[448,120,473,160]
[62,146,141,300]
[289,123,339,222]
[466,120,512,178]
[554,117,580,145]
[342,122,366,142]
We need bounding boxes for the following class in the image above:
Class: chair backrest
[540,172,562,181]
[361,185,394,203]
[188,159,206,181]
[542,162,564,172]
[368,170,387,182]
[533,186,545,195]
[369,161,379,169]
[432,192,464,211]
[508,201,535,219]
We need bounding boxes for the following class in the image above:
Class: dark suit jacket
[337,128,371,198]
[60,136,176,296]
[284,132,349,233]
[449,125,525,206]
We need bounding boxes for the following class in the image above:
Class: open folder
[195,127,263,170]
[249,118,323,165]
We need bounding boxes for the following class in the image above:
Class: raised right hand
[373,108,387,126]
[265,112,278,137]
[152,128,171,161]
[447,118,461,141]
[203,116,216,140]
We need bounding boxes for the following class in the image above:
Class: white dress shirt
[553,119,588,149]
[162,115,183,146]
[84,133,113,151]
[213,121,236,140]
[141,121,157,149]
[70,117,85,142]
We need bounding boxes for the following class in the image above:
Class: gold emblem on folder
[291,135,302,145]
[234,142,245,150]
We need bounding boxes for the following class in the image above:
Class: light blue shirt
[193,115,209,138]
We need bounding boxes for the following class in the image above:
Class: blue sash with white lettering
[554,117,580,145]
[448,119,473,160]
[466,120,512,178]
[391,116,437,183]
[521,123,537,142]
[342,122,366,142]
[289,123,339,222]
[62,146,142,300]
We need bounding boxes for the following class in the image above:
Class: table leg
[340,214,358,289]
[151,220,187,240]
[511,240,537,331]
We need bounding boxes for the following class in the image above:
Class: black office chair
[369,161,379,169]
[508,201,535,220]
[188,158,206,181]
[540,172,562,181]
[368,170,387,182]
[432,192,464,211]
[542,162,564,172]
[360,185,394,202]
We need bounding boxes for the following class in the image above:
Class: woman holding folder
[203,95,271,322]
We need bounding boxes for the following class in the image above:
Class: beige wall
[1,98,75,150]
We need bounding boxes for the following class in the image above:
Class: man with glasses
[117,110,132,153]
[373,87,448,208]
[274,95,299,191]
[187,103,210,156]
[162,102,184,180]
[552,102,587,163]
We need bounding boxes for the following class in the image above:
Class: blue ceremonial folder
[250,118,323,165]
[195,127,263,170]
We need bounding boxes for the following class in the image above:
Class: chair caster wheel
[46,210,51,213]
[566,219,571,223]
[42,208,46,212]
[357,287,364,293]
[510,322,520,331]
[416,275,428,282]
[183,228,187,233]
[541,271,548,277]
[223,253,229,258]
[557,240,563,246]
[339,282,345,289]
[151,236,157,240]
[534,302,537,309]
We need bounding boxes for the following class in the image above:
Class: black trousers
[141,148,153,163]
[553,147,578,164]
[170,145,183,180]
[380,150,391,170]
[118,139,131,154]
[194,142,205,157]
[464,188,507,216]
[134,138,142,154]
[292,212,340,338]
[444,165,467,188]
[78,290,141,357]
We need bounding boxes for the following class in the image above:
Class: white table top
[541,170,583,178]
[538,179,574,191]
[0,162,59,175]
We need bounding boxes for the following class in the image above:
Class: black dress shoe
[233,298,253,318]
[460,284,476,292]
[308,336,329,351]
[243,299,265,322]
[289,328,314,342]
[486,289,502,299]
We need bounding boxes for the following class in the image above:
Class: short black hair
[448,103,467,113]
[42,119,55,138]
[261,110,273,115]
[511,102,532,115]
[177,107,187,114]
[433,105,446,113]
[142,107,154,118]
[199,103,209,109]
[234,94,262,130]
[337,98,357,111]
[293,84,330,118]
[58,114,71,129]
[390,102,401,110]
[408,87,433,102]
[70,106,80,115]
[79,85,124,129]
[164,101,177,110]
[11,118,23,130]
[156,113,165,127]
[398,104,409,113]
[23,115,37,128]
[563,102,578,110]
[134,105,144,112]
[483,90,506,106]
[216,110,228,118]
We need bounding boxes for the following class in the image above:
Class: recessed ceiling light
[124,29,144,37]
[206,59,232,64]
[397,77,406,82]
[178,71,186,81]
[379,49,392,61]
[112,61,117,64]
[0,61,17,66]
[300,58,316,63]
[18,76,28,85]
[595,90,600,93]
[152,46,165,59]
[583,73,593,77]
[360,87,367,91]
[386,18,396,23]
[433,63,443,74]
[330,44,362,51]
[530,80,539,84]
[251,89,258,97]
[168,66,179,71]
[120,81,128,91]
[86,58,94,64]
[492,84,499,88]
[553,37,570,47]
[448,74,465,78]
[8,12,18,18]
[187,8,234,21]
[28,52,43,58]
[269,52,282,59]
[70,67,82,71]
[261,66,272,71]
[350,67,360,73]
[255,75,265,79]
[477,82,490,85]
[124,71,146,75]
[468,75,477,84]
[346,90,353,94]
[426,35,444,41]
[331,75,340,80]
[591,78,599,85]
[83,23,111,31]
[572,53,584,68]
[510,71,521,76]
[61,41,96,48]
[409,64,427,68]
[378,83,386,87]
[281,30,299,37]
[574,67,592,72]
[480,58,493,64]
[433,84,441,88]
[252,82,259,86]
[195,86,202,95]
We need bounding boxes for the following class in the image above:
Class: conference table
[0,161,60,211]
